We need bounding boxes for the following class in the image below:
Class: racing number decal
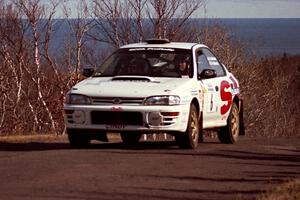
[220,80,232,115]
[210,94,214,112]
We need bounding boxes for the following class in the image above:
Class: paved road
[0,136,299,200]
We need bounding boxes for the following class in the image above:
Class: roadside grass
[0,133,121,143]
[257,179,300,200]
[0,134,67,143]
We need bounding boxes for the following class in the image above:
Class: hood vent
[111,76,157,82]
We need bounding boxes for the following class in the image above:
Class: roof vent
[145,38,170,44]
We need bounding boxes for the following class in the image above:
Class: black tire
[67,129,91,148]
[176,104,200,149]
[120,132,141,145]
[218,103,240,144]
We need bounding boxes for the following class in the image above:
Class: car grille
[91,111,143,125]
[91,97,145,105]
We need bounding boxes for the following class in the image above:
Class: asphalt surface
[0,136,299,200]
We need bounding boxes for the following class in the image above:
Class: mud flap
[239,98,245,136]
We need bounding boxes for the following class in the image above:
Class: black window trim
[198,47,227,77]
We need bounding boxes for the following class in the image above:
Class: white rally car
[64,39,245,149]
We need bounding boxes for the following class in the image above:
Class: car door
[196,48,228,128]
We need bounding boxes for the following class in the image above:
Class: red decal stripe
[229,76,238,88]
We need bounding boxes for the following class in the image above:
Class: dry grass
[258,179,300,200]
[236,55,300,137]
[0,134,67,143]
[0,133,122,143]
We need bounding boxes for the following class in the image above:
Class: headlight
[64,94,91,105]
[143,95,180,105]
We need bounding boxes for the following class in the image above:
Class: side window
[202,48,226,77]
[197,52,210,75]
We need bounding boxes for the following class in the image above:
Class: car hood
[70,76,193,97]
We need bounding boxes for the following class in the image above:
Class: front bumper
[64,104,190,133]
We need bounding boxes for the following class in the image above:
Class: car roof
[120,41,208,50]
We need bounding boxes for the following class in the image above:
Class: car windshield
[94,48,193,78]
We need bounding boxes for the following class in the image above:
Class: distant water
[50,18,300,57]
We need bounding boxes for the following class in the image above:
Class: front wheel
[176,104,200,149]
[218,102,240,144]
[67,129,91,148]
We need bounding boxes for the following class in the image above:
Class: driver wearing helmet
[175,55,190,77]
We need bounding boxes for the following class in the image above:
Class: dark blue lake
[217,18,300,56]
[50,18,300,57]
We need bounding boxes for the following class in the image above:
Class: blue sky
[202,0,300,18]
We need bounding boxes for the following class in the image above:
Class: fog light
[73,110,85,124]
[64,109,74,115]
[148,112,163,126]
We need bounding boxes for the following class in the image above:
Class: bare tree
[147,0,203,40]
[91,0,127,47]
[0,0,68,134]
[129,0,147,41]
[13,0,58,132]
[62,0,95,84]
[198,23,246,70]
[0,0,31,134]
[90,0,204,48]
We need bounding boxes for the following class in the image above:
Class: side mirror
[199,69,217,79]
[82,68,95,77]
